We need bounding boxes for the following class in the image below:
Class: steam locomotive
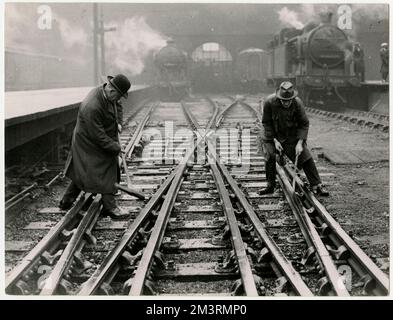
[153,40,190,101]
[266,12,361,110]
[235,48,268,93]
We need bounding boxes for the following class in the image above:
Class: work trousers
[263,141,322,188]
[61,181,117,211]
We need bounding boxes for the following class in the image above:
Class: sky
[4,2,389,76]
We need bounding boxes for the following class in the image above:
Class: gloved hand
[295,140,304,156]
[273,139,283,154]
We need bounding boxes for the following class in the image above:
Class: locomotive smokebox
[319,12,333,24]
[154,39,189,101]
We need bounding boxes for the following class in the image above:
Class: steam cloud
[54,14,88,49]
[5,4,169,79]
[5,3,88,52]
[277,7,304,29]
[105,16,168,75]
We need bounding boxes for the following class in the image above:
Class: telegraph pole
[93,4,116,83]
[93,3,99,85]
[100,7,105,77]
[99,5,116,77]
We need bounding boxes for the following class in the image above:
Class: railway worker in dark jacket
[380,43,389,82]
[353,42,365,82]
[258,81,329,196]
[59,74,131,219]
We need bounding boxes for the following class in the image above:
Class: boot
[258,185,275,195]
[59,199,74,211]
[312,184,329,196]
[101,207,130,220]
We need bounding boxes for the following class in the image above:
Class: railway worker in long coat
[380,43,389,82]
[59,74,131,219]
[353,42,365,82]
[258,81,329,196]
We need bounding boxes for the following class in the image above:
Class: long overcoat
[66,86,122,194]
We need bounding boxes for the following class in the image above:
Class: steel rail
[211,96,382,296]
[203,98,312,296]
[216,100,261,128]
[77,101,178,295]
[6,100,153,294]
[128,101,215,295]
[183,101,260,295]
[208,97,313,296]
[5,192,92,292]
[128,159,188,295]
[237,101,262,123]
[124,102,157,158]
[121,98,153,130]
[276,165,350,296]
[275,167,318,267]
[215,101,237,128]
[208,146,259,296]
[44,172,63,189]
[181,100,218,157]
[226,96,262,122]
[305,107,389,131]
[78,168,178,295]
[284,164,389,295]
[213,157,313,296]
[204,97,221,129]
[5,183,38,207]
[40,195,102,295]
[5,193,32,212]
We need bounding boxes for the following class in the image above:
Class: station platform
[5,87,92,122]
[361,80,389,87]
[5,85,151,152]
[5,85,148,122]
[360,81,389,115]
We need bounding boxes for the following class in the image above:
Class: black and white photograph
[2,1,390,300]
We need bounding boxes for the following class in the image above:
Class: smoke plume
[277,7,304,29]
[105,16,168,75]
[53,14,88,49]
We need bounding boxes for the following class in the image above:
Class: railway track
[5,95,389,296]
[5,99,189,294]
[4,98,150,218]
[304,107,389,132]
[217,98,388,296]
[240,93,388,132]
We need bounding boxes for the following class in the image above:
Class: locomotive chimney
[167,39,175,46]
[319,12,333,24]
